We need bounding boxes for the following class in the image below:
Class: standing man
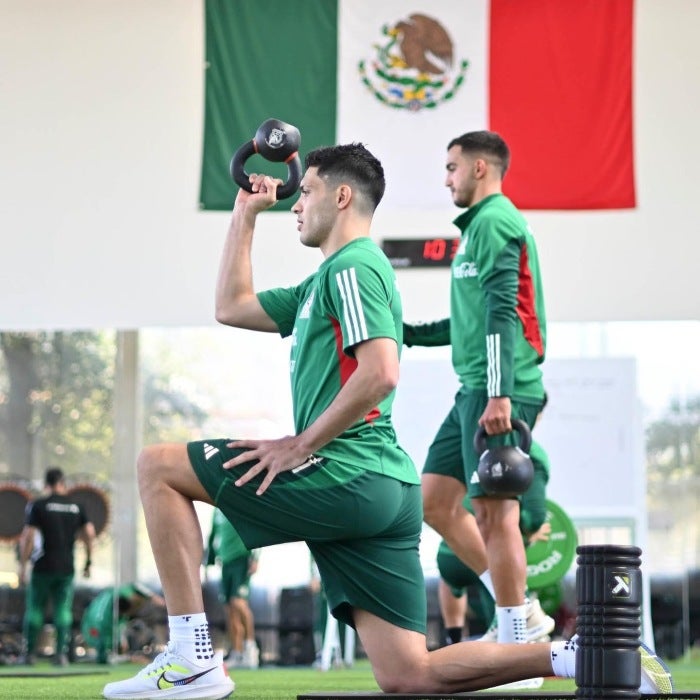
[18,467,95,666]
[102,143,670,699]
[207,508,259,669]
[404,131,548,645]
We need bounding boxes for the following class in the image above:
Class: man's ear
[336,184,352,209]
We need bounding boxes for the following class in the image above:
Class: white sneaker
[241,641,259,669]
[102,642,234,699]
[477,597,555,642]
[524,597,555,641]
[639,641,674,694]
[224,651,244,670]
[488,676,544,690]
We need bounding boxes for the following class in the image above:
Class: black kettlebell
[229,118,302,200]
[473,418,534,498]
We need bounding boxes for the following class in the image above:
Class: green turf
[0,656,697,699]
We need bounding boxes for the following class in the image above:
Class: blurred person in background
[18,466,95,666]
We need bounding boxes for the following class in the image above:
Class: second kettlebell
[473,418,534,498]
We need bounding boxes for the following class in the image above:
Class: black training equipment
[0,482,32,543]
[230,118,302,200]
[473,418,534,497]
[575,545,643,699]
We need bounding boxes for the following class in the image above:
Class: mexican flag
[200,0,634,212]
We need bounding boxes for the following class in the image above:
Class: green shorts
[437,543,482,594]
[422,388,541,499]
[188,439,426,633]
[219,556,252,602]
[436,544,495,626]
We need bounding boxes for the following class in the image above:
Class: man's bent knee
[374,665,426,694]
[137,444,211,503]
[356,611,431,693]
[137,445,170,489]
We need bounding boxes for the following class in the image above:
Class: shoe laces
[137,641,178,678]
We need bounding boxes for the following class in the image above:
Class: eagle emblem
[359,13,469,111]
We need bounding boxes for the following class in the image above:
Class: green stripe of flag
[200,0,338,211]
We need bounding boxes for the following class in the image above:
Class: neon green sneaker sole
[639,641,674,694]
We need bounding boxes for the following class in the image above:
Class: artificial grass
[0,657,698,699]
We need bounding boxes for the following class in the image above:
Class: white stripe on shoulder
[335,267,368,345]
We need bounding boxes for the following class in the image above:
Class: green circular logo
[526,499,578,589]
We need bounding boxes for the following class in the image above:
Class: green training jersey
[451,194,546,400]
[258,237,418,485]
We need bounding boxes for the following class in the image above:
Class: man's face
[445,145,478,208]
[291,167,337,248]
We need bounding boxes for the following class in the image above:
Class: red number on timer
[423,238,447,261]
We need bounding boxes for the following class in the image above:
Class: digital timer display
[381,238,460,268]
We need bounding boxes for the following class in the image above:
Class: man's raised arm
[215,175,281,332]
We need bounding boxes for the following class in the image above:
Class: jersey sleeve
[325,255,398,353]
[474,216,521,398]
[257,276,313,338]
[403,319,451,347]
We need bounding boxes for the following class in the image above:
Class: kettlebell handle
[229,118,302,200]
[473,418,532,456]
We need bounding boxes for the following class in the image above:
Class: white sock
[550,638,578,678]
[168,613,215,663]
[479,570,496,600]
[496,604,527,643]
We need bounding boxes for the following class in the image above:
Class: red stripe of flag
[489,0,635,210]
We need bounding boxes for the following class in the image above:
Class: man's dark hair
[448,130,511,178]
[45,467,64,487]
[305,143,385,213]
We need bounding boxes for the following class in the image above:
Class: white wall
[1,0,699,330]
[393,353,645,522]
